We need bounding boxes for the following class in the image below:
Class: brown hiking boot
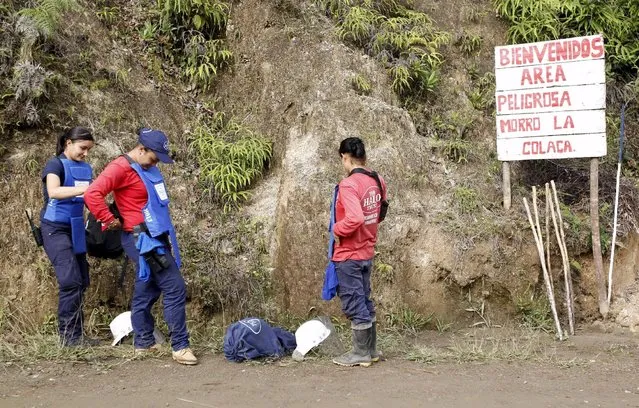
[134,344,162,356]
[172,347,198,365]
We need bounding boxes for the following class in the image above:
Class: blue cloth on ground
[223,318,296,362]
[135,232,166,282]
[322,185,339,301]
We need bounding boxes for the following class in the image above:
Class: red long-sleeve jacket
[84,156,148,232]
[332,170,387,262]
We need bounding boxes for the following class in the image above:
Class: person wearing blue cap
[85,128,197,365]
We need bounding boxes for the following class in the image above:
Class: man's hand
[333,232,340,246]
[106,218,122,231]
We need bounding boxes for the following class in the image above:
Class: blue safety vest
[129,163,181,268]
[43,158,92,254]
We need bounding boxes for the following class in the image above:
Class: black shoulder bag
[350,168,389,222]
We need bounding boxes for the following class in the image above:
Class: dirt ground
[1,328,639,408]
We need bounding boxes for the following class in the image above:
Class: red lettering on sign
[553,114,575,129]
[520,140,574,156]
[591,36,604,58]
[564,141,573,152]
[497,37,604,68]
[520,65,567,86]
[500,117,541,133]
[500,48,510,67]
[533,67,543,83]
[497,95,507,111]
[499,91,572,112]
[556,65,566,82]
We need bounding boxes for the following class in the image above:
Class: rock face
[213,0,545,322]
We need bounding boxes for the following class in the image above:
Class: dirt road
[1,330,638,408]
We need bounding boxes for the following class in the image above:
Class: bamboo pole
[607,161,622,305]
[589,159,609,317]
[503,162,511,210]
[524,194,564,340]
[545,184,554,294]
[549,181,574,335]
[608,101,629,306]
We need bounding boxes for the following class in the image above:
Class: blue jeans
[41,220,89,344]
[335,259,375,327]
[121,232,189,351]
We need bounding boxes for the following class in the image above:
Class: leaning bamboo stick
[549,183,572,335]
[524,195,564,340]
[550,181,575,335]
[545,184,554,294]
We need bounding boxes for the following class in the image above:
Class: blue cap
[138,128,174,164]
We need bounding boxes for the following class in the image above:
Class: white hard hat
[110,311,133,346]
[292,319,331,361]
[110,311,167,347]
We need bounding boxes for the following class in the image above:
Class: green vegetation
[0,0,76,127]
[515,289,553,332]
[181,215,275,319]
[144,0,233,90]
[455,31,483,57]
[96,6,119,27]
[466,71,495,112]
[374,259,394,283]
[453,186,479,214]
[190,112,272,212]
[431,111,476,163]
[18,0,77,41]
[352,73,372,95]
[494,0,639,78]
[316,0,450,99]
[385,306,432,334]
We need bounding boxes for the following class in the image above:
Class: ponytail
[55,133,67,156]
[56,126,94,156]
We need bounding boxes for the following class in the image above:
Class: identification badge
[154,183,168,200]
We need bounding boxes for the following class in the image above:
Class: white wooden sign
[497,133,607,161]
[497,110,606,139]
[494,35,606,161]
[495,59,606,91]
[496,84,605,115]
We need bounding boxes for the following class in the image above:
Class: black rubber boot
[332,327,372,367]
[369,321,384,362]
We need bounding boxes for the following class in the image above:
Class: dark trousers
[41,220,89,344]
[335,259,375,327]
[121,232,189,351]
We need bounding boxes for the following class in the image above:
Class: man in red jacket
[331,137,387,367]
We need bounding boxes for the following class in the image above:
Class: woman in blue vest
[40,127,96,347]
